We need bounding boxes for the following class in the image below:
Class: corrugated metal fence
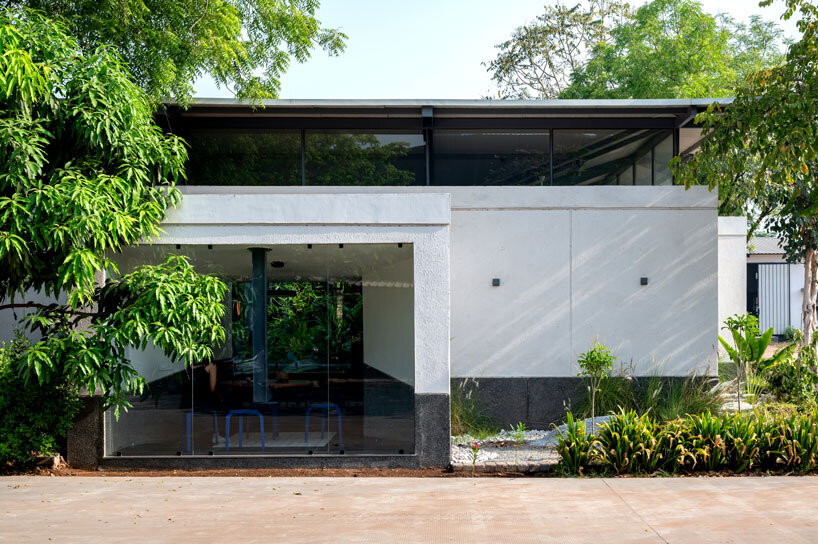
[758,263,790,334]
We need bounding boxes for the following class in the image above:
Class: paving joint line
[601,478,668,544]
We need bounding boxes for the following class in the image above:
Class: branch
[0,302,95,318]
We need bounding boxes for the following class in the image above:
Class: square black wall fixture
[492,278,501,287]
[640,277,648,286]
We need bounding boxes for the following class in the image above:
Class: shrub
[555,413,593,475]
[576,342,616,428]
[593,410,664,474]
[450,378,498,438]
[0,334,80,469]
[761,409,818,472]
[648,376,724,421]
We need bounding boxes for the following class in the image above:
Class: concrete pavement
[1,475,817,543]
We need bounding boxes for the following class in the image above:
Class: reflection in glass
[306,131,425,186]
[106,244,415,456]
[432,131,549,186]
[184,130,301,186]
[553,129,673,186]
[653,134,674,186]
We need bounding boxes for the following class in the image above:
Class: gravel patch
[450,415,614,472]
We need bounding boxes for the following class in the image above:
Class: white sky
[193,0,802,100]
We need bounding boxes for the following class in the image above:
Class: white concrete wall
[161,191,451,394]
[363,257,415,385]
[178,186,717,378]
[718,217,747,339]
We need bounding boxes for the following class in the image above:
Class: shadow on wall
[451,208,718,380]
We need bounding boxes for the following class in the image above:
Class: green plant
[723,413,762,473]
[593,409,683,474]
[0,334,80,469]
[761,409,818,472]
[450,379,498,438]
[510,422,526,471]
[719,313,771,411]
[682,411,728,471]
[469,443,480,477]
[759,336,818,406]
[577,341,616,431]
[783,326,798,342]
[650,376,725,421]
[0,10,227,415]
[555,413,593,475]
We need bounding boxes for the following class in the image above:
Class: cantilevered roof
[168,98,733,127]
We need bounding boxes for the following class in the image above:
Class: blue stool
[305,403,342,448]
[184,410,219,453]
[225,409,265,451]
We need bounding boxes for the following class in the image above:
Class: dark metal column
[250,247,268,402]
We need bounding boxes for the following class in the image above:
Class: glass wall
[180,126,677,186]
[105,243,415,456]
[185,130,301,185]
[431,130,549,185]
[305,131,425,186]
[552,129,673,186]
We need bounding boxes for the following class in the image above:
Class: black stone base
[451,376,711,429]
[79,392,449,470]
[66,395,104,468]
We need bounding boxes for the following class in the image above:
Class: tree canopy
[487,0,786,100]
[673,0,818,345]
[11,0,346,103]
[0,8,227,413]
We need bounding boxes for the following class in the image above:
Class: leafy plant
[761,409,818,472]
[719,313,773,410]
[0,10,228,414]
[723,413,762,473]
[593,409,684,474]
[681,411,728,472]
[555,413,593,475]
[450,378,498,438]
[510,422,526,471]
[10,0,347,103]
[0,333,80,469]
[783,326,798,342]
[577,342,616,431]
[469,443,481,477]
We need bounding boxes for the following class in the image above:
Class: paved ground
[2,476,817,543]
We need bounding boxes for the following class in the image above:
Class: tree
[0,9,227,414]
[674,0,818,352]
[577,341,615,430]
[486,0,632,99]
[12,0,347,103]
[486,0,785,100]
[561,0,785,99]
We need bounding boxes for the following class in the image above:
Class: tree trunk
[802,248,818,352]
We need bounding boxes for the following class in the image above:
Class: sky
[193,0,803,100]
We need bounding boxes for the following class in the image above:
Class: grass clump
[450,378,499,438]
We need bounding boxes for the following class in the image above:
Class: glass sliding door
[106,243,415,457]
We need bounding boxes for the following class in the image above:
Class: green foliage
[719,313,779,407]
[0,9,228,414]
[450,379,499,438]
[762,339,818,406]
[487,0,784,100]
[0,333,79,468]
[486,0,631,99]
[643,375,724,421]
[593,410,685,474]
[674,0,818,248]
[558,409,818,475]
[761,409,818,472]
[12,0,346,103]
[562,0,785,99]
[783,325,798,342]
[555,413,593,475]
[577,341,616,428]
[572,364,723,422]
